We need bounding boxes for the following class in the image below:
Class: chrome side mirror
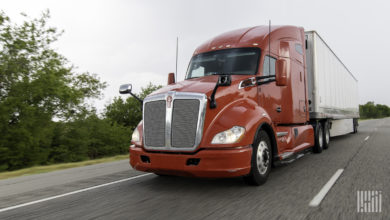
[119,84,132,94]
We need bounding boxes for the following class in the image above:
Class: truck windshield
[186,48,260,79]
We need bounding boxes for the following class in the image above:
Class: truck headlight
[211,126,245,144]
[132,128,140,142]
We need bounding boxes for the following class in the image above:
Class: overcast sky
[2,0,390,109]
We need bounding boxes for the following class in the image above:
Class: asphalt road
[0,118,388,219]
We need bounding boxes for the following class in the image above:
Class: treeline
[1,84,159,171]
[359,102,390,119]
[0,11,161,171]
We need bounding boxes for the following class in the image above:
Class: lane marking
[309,169,344,207]
[0,173,153,213]
[364,136,370,141]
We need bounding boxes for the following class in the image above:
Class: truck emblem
[166,96,173,108]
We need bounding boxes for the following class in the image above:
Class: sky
[1,0,390,109]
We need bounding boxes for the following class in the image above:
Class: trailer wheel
[353,119,358,133]
[313,122,324,153]
[322,121,330,149]
[243,130,272,186]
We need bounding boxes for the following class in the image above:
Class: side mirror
[217,75,231,86]
[209,75,232,109]
[275,59,287,86]
[168,72,175,85]
[119,84,132,94]
[119,83,143,109]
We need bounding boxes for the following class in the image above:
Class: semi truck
[120,25,359,185]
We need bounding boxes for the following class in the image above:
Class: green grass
[0,154,129,180]
[358,118,377,122]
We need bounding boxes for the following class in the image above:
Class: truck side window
[295,43,303,55]
[263,55,276,76]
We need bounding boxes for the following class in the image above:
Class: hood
[149,75,252,97]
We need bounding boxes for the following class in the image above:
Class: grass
[358,118,376,122]
[0,154,129,180]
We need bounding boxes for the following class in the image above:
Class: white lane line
[309,169,344,207]
[0,173,153,213]
[364,136,370,141]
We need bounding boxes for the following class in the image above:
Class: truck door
[258,54,282,124]
[290,41,307,123]
[259,40,307,125]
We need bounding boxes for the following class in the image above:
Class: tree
[105,82,162,130]
[49,112,131,163]
[359,102,390,119]
[0,11,106,170]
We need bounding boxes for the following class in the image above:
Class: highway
[0,118,388,219]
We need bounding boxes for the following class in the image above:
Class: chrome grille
[144,100,166,147]
[142,92,207,151]
[171,99,200,148]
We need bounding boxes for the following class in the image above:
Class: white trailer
[305,31,359,136]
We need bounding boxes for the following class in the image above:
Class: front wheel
[243,130,272,186]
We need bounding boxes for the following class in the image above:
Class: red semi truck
[120,25,359,185]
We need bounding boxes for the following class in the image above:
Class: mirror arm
[209,83,219,109]
[256,75,276,85]
[209,75,231,109]
[256,75,276,80]
[257,79,276,86]
[129,92,143,111]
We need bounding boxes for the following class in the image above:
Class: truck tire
[322,121,330,149]
[313,122,324,153]
[243,130,272,186]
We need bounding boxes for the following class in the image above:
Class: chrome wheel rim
[256,141,270,175]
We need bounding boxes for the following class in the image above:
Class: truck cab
[123,25,347,185]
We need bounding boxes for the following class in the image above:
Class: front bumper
[129,145,252,178]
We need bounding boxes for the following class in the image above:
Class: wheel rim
[256,141,270,175]
[326,127,330,144]
[318,126,323,148]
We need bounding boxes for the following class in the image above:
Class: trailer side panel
[305,31,359,120]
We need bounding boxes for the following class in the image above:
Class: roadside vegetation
[359,102,390,119]
[0,11,161,172]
